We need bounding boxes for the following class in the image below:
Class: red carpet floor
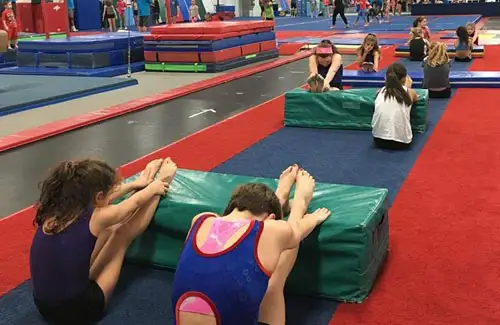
[331,46,500,324]
[0,44,403,299]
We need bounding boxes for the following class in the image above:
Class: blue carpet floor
[270,15,480,32]
[0,75,137,117]
[0,59,472,324]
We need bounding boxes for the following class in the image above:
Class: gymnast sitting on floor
[422,42,451,99]
[171,165,331,325]
[466,23,479,46]
[307,39,344,92]
[455,26,473,62]
[372,62,418,150]
[356,33,381,72]
[30,157,177,324]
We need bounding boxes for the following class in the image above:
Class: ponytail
[384,64,413,107]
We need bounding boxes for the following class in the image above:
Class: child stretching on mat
[422,42,451,99]
[30,157,178,324]
[103,0,118,32]
[455,26,473,62]
[466,22,479,46]
[308,39,344,91]
[172,165,331,325]
[1,1,17,49]
[356,33,380,72]
[408,27,429,61]
[372,62,418,150]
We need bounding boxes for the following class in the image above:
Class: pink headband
[316,47,333,55]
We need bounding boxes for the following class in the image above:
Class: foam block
[145,49,279,73]
[125,169,389,303]
[150,21,274,35]
[395,45,484,58]
[284,88,428,133]
[342,70,500,88]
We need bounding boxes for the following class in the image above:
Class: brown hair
[383,62,413,107]
[222,183,283,219]
[413,16,426,28]
[35,159,118,234]
[410,27,423,39]
[357,33,380,57]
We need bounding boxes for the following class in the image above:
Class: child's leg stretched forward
[258,168,330,325]
[89,158,177,302]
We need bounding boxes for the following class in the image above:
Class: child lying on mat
[422,42,451,99]
[372,62,418,150]
[172,165,331,325]
[308,40,344,91]
[30,157,178,324]
[356,33,380,72]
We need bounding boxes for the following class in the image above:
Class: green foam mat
[145,49,279,73]
[284,88,429,133]
[125,169,389,302]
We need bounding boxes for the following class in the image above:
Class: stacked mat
[16,33,144,70]
[125,169,389,303]
[0,50,17,69]
[144,21,279,73]
[284,88,429,132]
[395,45,485,58]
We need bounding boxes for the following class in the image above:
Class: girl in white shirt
[371,62,419,150]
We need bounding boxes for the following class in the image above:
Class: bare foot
[294,169,315,207]
[144,159,163,181]
[276,165,299,206]
[157,157,178,184]
[305,208,331,226]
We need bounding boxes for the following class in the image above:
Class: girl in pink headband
[308,40,344,92]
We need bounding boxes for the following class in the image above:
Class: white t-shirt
[372,86,413,144]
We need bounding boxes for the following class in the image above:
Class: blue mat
[279,37,407,45]
[343,66,499,87]
[19,33,145,53]
[396,45,484,52]
[0,75,137,116]
[273,15,481,32]
[144,32,276,52]
[0,62,145,77]
[0,264,336,325]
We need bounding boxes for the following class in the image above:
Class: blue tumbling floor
[0,75,137,116]
[271,14,481,32]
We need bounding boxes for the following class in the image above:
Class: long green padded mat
[284,88,429,133]
[125,169,389,303]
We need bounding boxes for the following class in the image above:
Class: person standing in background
[67,0,77,32]
[331,0,349,29]
[189,0,200,22]
[151,0,160,24]
[136,0,150,31]
[169,0,180,23]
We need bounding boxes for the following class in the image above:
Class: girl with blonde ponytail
[422,42,451,98]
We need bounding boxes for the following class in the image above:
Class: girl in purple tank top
[30,157,178,324]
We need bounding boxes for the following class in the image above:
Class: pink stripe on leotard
[178,218,250,316]
[199,218,250,254]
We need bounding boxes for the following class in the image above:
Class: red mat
[150,20,274,35]
[144,28,272,41]
[331,45,500,325]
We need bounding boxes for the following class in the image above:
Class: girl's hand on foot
[150,179,170,196]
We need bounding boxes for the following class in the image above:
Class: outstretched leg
[259,169,326,325]
[89,158,178,303]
